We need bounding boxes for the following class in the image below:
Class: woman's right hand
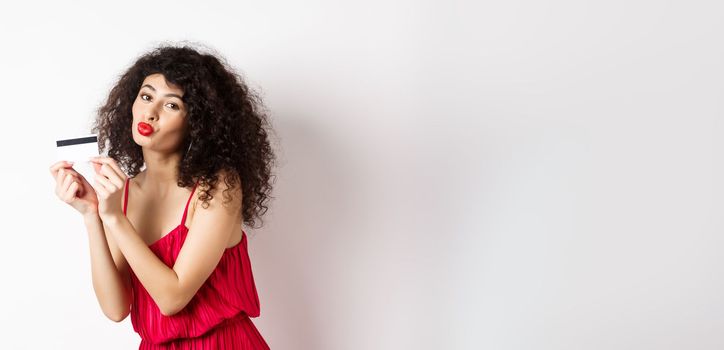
[49,160,99,216]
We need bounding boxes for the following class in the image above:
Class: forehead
[141,73,183,95]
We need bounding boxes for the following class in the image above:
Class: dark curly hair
[90,42,278,229]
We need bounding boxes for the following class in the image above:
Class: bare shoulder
[188,170,242,221]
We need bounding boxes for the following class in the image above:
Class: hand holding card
[53,134,104,216]
[89,156,128,221]
[49,160,100,216]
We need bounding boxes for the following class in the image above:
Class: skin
[49,73,243,318]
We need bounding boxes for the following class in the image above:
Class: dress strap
[180,179,199,227]
[123,177,130,215]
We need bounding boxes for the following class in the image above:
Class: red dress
[122,177,270,349]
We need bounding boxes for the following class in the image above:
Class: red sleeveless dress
[122,177,270,349]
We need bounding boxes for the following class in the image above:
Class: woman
[49,44,276,349]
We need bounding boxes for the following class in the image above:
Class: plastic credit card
[55,134,100,186]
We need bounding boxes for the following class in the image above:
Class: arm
[84,212,132,322]
[102,172,242,316]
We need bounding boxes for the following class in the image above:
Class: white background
[0,0,722,349]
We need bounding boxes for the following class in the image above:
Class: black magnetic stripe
[56,136,98,147]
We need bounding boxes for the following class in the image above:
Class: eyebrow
[141,84,184,100]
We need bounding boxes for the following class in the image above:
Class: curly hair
[90,43,278,229]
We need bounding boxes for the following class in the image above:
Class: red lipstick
[138,122,154,136]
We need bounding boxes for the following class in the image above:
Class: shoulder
[216,169,241,192]
[194,169,242,211]
[215,169,242,207]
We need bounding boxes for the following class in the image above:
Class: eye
[166,103,179,110]
[140,93,151,101]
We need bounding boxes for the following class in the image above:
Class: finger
[64,181,80,202]
[61,174,75,201]
[59,168,81,184]
[62,173,74,191]
[98,164,124,188]
[63,171,79,190]
[90,159,118,179]
[91,158,126,182]
[94,180,109,199]
[54,167,79,189]
[90,157,126,181]
[71,177,85,197]
[49,161,76,175]
[55,169,65,197]
[49,160,74,173]
[56,168,67,189]
[49,161,64,175]
[60,166,82,178]
[93,172,116,192]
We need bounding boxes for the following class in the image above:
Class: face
[131,73,188,153]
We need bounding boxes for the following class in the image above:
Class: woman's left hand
[89,156,128,222]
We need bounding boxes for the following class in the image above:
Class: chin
[132,135,148,146]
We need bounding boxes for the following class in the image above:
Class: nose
[143,111,158,122]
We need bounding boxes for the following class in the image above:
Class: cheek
[165,118,185,134]
[131,101,139,119]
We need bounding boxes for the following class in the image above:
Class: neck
[138,149,183,195]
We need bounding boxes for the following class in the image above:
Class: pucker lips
[138,122,154,136]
